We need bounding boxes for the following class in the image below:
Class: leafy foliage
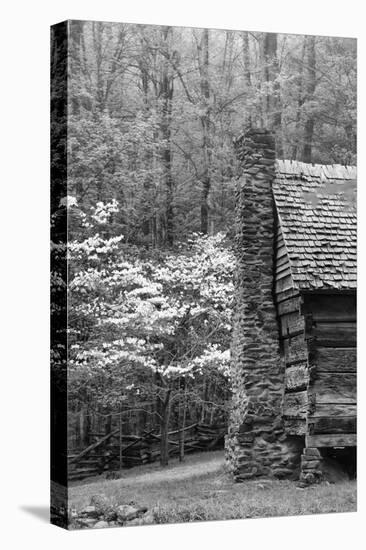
[67,199,233,433]
[68,23,356,246]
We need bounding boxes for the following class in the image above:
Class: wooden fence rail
[68,422,226,481]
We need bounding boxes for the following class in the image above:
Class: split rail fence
[68,422,226,480]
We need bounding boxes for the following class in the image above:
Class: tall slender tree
[262,32,283,156]
[159,27,175,245]
[302,35,317,162]
[197,29,212,234]
[291,36,307,160]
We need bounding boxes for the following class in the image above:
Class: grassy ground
[69,451,357,524]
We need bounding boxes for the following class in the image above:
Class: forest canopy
[68,21,356,246]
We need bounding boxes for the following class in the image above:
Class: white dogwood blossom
[66,202,234,409]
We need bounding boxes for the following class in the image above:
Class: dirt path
[69,450,225,500]
[122,450,225,485]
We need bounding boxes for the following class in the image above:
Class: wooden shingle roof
[273,160,357,291]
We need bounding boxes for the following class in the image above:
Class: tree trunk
[160,389,171,466]
[79,406,87,448]
[119,407,123,470]
[140,62,152,240]
[302,36,316,163]
[199,29,211,234]
[242,31,252,126]
[262,33,283,157]
[292,37,306,160]
[69,20,85,116]
[103,413,112,450]
[84,405,91,447]
[209,379,217,424]
[160,27,174,245]
[201,376,207,423]
[242,32,252,89]
[104,413,112,435]
[92,22,106,114]
[179,379,187,462]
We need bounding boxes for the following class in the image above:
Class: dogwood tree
[67,197,234,464]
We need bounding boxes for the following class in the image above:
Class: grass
[68,450,357,524]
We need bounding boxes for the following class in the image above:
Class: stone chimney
[226,129,298,480]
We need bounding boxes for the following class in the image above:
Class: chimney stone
[226,129,300,480]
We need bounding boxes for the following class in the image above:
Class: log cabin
[226,128,356,483]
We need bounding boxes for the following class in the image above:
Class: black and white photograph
[50,17,357,530]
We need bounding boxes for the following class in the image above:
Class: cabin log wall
[275,226,309,439]
[300,293,356,482]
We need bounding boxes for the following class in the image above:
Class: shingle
[273,160,357,290]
